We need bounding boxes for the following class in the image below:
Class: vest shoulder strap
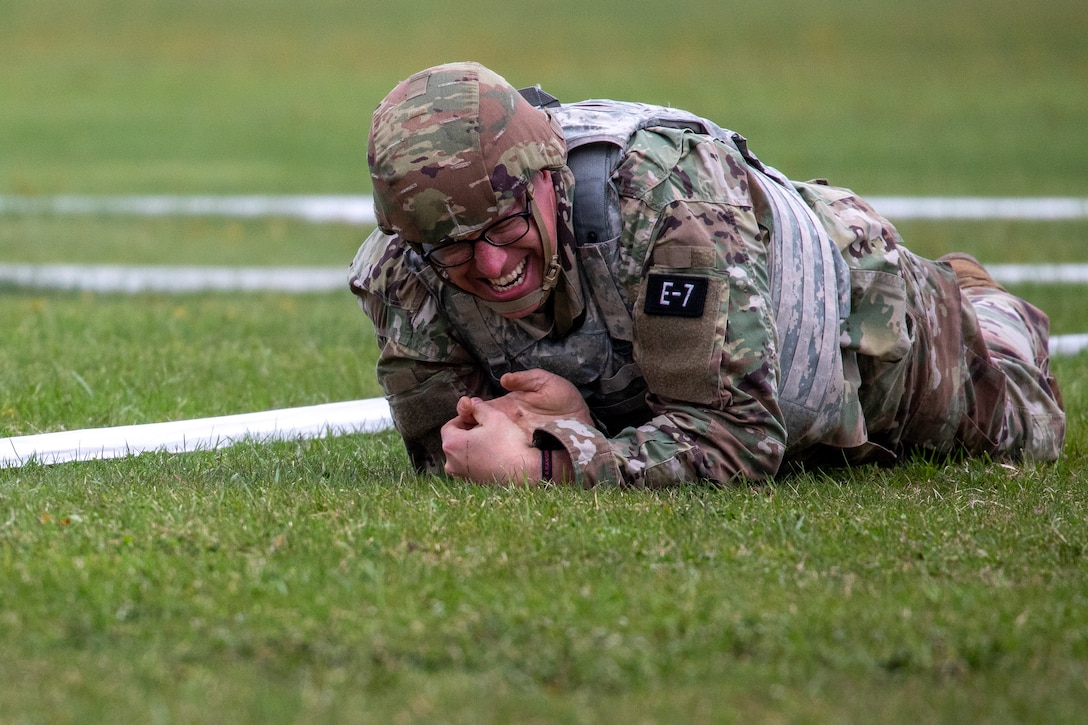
[566,141,622,246]
[519,86,621,248]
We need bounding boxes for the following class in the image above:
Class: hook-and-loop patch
[643,273,709,317]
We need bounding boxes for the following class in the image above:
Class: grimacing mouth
[487,257,528,292]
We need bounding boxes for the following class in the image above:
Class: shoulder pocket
[634,262,726,406]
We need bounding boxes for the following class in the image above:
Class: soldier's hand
[441,398,540,484]
[489,369,593,435]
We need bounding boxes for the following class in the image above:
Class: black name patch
[643,274,708,317]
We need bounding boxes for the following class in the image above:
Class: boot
[939,252,1005,291]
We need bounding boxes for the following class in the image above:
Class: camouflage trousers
[860,251,1065,462]
[964,285,1065,459]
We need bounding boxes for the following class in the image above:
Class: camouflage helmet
[368,62,567,247]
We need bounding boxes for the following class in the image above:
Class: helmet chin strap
[476,183,561,318]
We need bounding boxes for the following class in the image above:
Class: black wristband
[541,448,553,481]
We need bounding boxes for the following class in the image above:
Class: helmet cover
[368,62,567,247]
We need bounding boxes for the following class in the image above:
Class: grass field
[2,0,1088,722]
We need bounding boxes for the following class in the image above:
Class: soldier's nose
[473,241,510,278]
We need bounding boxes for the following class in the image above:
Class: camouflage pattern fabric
[350,80,1065,487]
[368,62,566,248]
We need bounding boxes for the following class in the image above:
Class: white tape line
[0,398,393,469]
[1049,333,1088,357]
[867,196,1088,220]
[6,262,1088,294]
[3,195,1088,222]
[0,195,376,225]
[0,264,347,293]
[986,264,1088,285]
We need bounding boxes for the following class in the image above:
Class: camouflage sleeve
[348,228,490,474]
[539,127,788,488]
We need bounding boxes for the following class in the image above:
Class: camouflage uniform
[350,62,1065,487]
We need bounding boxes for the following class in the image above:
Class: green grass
[0,215,364,266]
[0,292,379,436]
[3,427,1088,723]
[2,0,1088,722]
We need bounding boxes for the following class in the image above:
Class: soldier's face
[442,170,557,316]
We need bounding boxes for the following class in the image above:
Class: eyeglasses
[421,198,534,269]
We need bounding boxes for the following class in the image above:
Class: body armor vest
[422,99,852,446]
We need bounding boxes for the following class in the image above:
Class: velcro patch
[643,274,708,317]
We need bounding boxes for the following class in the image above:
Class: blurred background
[3,0,1085,200]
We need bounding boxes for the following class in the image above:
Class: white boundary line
[3,263,1088,357]
[0,195,376,224]
[1049,333,1088,357]
[6,262,1088,294]
[985,264,1088,285]
[0,399,393,469]
[867,196,1088,220]
[0,264,347,293]
[3,195,1088,223]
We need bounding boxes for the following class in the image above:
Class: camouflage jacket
[350,100,971,487]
